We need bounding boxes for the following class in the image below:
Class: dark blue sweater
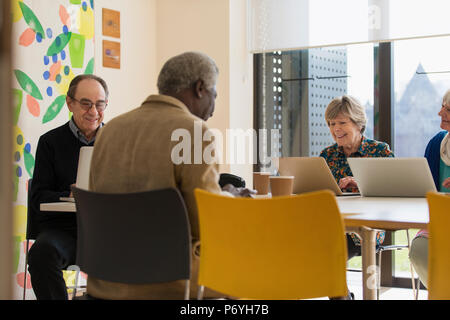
[30,122,94,230]
[425,131,447,191]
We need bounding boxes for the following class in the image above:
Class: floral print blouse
[320,136,394,246]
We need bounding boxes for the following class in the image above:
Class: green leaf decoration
[43,95,66,124]
[70,0,82,4]
[69,33,86,68]
[13,236,21,274]
[12,89,23,125]
[13,165,19,202]
[18,1,45,40]
[24,149,35,178]
[84,57,94,74]
[46,32,72,57]
[14,70,43,100]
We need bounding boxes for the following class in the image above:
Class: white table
[336,196,429,300]
[40,202,76,212]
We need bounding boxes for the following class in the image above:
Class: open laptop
[278,157,359,196]
[347,157,437,197]
[60,146,94,202]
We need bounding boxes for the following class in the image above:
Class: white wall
[97,0,254,180]
[229,0,254,185]
[155,0,253,181]
[94,0,158,122]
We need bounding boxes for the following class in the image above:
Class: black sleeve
[30,135,71,218]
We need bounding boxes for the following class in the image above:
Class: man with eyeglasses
[28,74,108,300]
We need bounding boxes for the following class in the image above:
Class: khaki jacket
[87,94,222,299]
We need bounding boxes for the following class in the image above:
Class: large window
[393,36,450,157]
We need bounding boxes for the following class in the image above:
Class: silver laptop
[347,157,437,197]
[60,146,94,202]
[278,157,358,196]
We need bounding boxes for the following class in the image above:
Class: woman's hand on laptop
[339,176,358,190]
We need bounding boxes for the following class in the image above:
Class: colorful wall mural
[11,0,95,299]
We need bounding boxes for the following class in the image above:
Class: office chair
[346,229,417,300]
[71,187,192,300]
[194,189,348,300]
[23,179,84,300]
[426,192,450,300]
[219,173,246,188]
[375,230,418,300]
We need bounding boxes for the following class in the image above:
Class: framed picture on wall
[102,8,120,38]
[103,40,121,69]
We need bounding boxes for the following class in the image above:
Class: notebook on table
[347,157,437,197]
[60,146,94,202]
[278,157,359,196]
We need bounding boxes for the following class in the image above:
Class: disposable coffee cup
[253,172,271,195]
[269,176,294,197]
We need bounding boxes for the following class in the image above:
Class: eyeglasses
[70,97,107,112]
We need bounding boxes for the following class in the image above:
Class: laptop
[347,157,437,197]
[60,146,94,202]
[278,157,358,196]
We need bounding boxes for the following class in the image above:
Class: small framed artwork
[102,8,120,38]
[103,40,120,69]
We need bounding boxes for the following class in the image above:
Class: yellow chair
[194,189,348,300]
[427,192,450,300]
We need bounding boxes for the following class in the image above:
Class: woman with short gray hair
[320,95,394,286]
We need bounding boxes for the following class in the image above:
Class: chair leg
[184,280,190,300]
[197,285,204,300]
[23,240,29,300]
[66,265,80,299]
[405,230,418,300]
[377,249,382,300]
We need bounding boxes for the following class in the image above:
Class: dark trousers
[347,234,362,260]
[27,228,77,300]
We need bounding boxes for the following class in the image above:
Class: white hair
[443,89,450,106]
[157,52,219,95]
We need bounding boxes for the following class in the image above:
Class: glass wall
[254,43,375,166]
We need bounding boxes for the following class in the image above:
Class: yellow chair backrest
[194,189,348,300]
[427,192,450,300]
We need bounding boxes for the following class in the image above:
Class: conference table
[41,195,430,300]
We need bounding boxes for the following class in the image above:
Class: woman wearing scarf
[409,90,450,288]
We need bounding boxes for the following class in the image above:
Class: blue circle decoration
[46,28,53,38]
[14,151,20,162]
[82,2,88,11]
[64,66,70,75]
[63,25,69,35]
[24,143,31,154]
[55,36,61,47]
[44,56,50,65]
[52,54,58,63]
[61,50,66,60]
[16,166,22,178]
[55,74,62,84]
[47,87,53,97]
[16,134,23,145]
[90,0,94,9]
[43,71,50,80]
[36,33,43,43]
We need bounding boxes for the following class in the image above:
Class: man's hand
[222,184,257,198]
